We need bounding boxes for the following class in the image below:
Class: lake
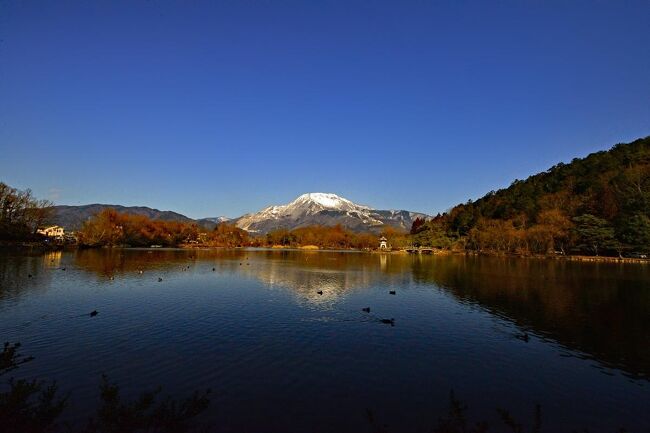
[1,248,649,432]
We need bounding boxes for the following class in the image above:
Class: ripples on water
[1,248,649,432]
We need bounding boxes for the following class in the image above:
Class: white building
[379,236,388,250]
[37,225,64,239]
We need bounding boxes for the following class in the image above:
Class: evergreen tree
[572,214,618,256]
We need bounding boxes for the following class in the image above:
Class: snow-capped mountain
[234,193,428,233]
[199,216,231,224]
[195,216,231,229]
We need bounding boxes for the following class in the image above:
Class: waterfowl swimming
[90,310,98,317]
[212,268,216,271]
[138,270,143,274]
[61,268,66,271]
[380,318,395,326]
[516,332,530,342]
[158,277,163,282]
[109,276,114,280]
[317,290,323,295]
[389,290,396,295]
[362,307,370,313]
[28,274,32,278]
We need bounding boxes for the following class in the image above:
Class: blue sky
[1,1,649,218]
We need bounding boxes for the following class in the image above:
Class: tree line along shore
[1,136,648,259]
[1,204,647,262]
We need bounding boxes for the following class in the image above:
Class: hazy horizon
[2,1,649,219]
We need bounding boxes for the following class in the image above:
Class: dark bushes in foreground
[0,342,210,433]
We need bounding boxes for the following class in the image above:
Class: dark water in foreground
[1,249,649,432]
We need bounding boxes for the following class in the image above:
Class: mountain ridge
[50,204,196,230]
[233,192,428,233]
[49,194,428,233]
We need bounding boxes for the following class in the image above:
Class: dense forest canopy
[412,136,650,256]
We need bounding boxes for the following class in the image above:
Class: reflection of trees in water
[0,252,54,303]
[409,255,650,380]
[69,249,650,379]
[73,248,207,277]
[72,248,400,304]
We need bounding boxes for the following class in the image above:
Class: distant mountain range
[50,204,197,230]
[49,193,428,233]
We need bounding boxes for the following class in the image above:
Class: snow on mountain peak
[291,193,371,211]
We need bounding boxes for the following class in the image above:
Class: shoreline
[2,242,648,264]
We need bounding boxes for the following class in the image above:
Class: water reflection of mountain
[243,254,375,304]
[68,249,650,379]
[214,250,410,305]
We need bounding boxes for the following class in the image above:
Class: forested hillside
[412,136,650,256]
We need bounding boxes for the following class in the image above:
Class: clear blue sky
[1,1,649,218]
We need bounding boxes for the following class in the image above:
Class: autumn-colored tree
[380,226,409,249]
[410,217,426,234]
[528,209,573,254]
[77,209,126,246]
[262,225,379,249]
[208,223,249,247]
[467,218,526,254]
[78,209,204,247]
[0,182,53,240]
[265,228,296,246]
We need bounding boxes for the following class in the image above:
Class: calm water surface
[1,249,649,432]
